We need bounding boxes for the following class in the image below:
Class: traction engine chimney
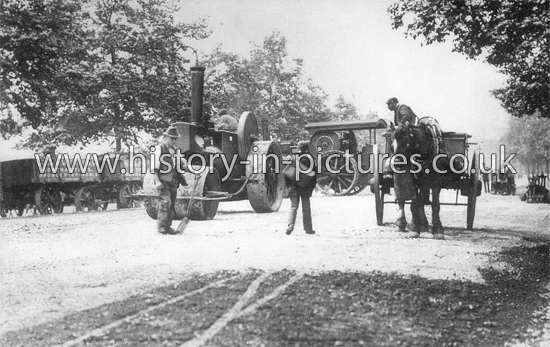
[190,66,206,125]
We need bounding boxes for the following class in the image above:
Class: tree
[388,0,549,118]
[503,113,550,174]
[204,32,332,140]
[1,0,88,131]
[1,0,210,151]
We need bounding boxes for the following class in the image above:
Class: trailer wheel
[35,186,64,215]
[467,146,480,230]
[371,144,386,226]
[316,150,358,196]
[118,182,142,209]
[246,140,284,213]
[74,187,98,212]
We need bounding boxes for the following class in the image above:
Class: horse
[390,121,463,239]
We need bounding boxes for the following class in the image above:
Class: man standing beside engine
[153,125,182,235]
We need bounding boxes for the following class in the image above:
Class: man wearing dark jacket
[386,97,418,127]
[285,141,317,235]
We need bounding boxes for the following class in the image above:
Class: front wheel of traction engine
[246,140,285,213]
[175,168,222,220]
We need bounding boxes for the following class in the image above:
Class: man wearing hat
[284,141,317,235]
[153,125,181,235]
[386,97,418,128]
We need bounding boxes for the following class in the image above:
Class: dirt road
[1,190,549,346]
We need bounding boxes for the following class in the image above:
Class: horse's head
[391,125,414,158]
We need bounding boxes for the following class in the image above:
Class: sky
[176,0,513,146]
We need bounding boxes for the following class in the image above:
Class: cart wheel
[467,147,480,230]
[246,140,285,213]
[371,144,385,226]
[74,187,98,212]
[316,150,358,196]
[118,182,142,209]
[35,186,64,215]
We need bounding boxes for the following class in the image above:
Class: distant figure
[482,168,490,193]
[216,109,238,132]
[505,169,516,195]
[386,97,418,128]
[284,141,317,235]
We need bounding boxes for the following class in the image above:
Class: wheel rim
[201,169,221,219]
[372,144,384,225]
[316,150,358,196]
[35,186,63,215]
[467,147,480,230]
[246,140,284,213]
[75,187,97,212]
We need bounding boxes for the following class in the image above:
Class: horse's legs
[431,187,444,239]
[413,187,430,232]
[395,199,407,232]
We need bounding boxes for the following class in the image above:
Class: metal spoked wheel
[246,140,285,213]
[371,145,385,225]
[118,182,142,209]
[74,187,98,212]
[35,186,64,215]
[316,150,358,196]
[467,146,480,230]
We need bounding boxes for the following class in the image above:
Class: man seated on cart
[386,97,418,130]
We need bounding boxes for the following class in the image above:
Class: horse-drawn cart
[370,119,481,231]
[303,118,388,196]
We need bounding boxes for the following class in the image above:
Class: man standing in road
[386,97,418,129]
[153,125,182,235]
[284,141,317,235]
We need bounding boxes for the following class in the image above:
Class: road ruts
[0,270,300,347]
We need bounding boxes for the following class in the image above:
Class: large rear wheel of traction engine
[316,150,358,196]
[246,140,285,213]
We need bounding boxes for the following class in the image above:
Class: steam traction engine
[141,65,285,221]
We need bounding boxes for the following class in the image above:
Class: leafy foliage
[388,0,549,118]
[203,32,332,140]
[503,113,550,173]
[1,0,210,150]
